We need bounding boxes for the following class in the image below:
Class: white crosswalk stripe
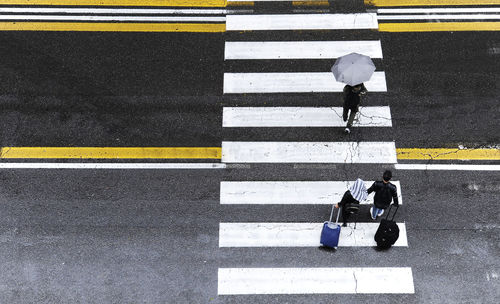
[219,222,408,247]
[226,14,378,31]
[223,71,387,93]
[222,106,392,127]
[224,41,384,59]
[220,181,403,205]
[218,267,415,295]
[221,141,397,163]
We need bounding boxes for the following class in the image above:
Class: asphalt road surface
[0,1,499,304]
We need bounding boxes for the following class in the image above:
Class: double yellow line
[0,147,498,160]
[0,0,228,32]
[369,0,500,32]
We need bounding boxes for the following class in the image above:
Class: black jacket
[367,181,399,209]
[343,84,367,110]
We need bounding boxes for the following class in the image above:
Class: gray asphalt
[0,3,499,304]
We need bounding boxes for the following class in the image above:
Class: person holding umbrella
[331,52,375,134]
[342,83,367,134]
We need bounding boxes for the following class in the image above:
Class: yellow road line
[227,1,254,6]
[292,1,330,6]
[365,0,500,6]
[0,147,222,159]
[379,22,500,32]
[0,22,225,32]
[0,0,227,6]
[397,148,500,160]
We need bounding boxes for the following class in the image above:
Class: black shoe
[342,223,347,227]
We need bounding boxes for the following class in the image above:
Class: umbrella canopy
[349,178,368,202]
[331,52,376,86]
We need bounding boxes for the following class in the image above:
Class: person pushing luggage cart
[321,179,368,249]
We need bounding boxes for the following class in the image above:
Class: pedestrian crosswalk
[219,9,414,298]
[220,181,403,205]
[222,106,392,127]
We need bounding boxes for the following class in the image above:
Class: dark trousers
[343,106,358,128]
[341,207,351,225]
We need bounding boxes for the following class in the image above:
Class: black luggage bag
[374,205,399,249]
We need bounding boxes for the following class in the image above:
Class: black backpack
[374,205,400,249]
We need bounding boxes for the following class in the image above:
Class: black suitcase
[374,205,399,249]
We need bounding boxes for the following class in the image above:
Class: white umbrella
[331,52,376,86]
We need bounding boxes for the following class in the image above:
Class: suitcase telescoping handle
[329,204,341,225]
[385,204,399,221]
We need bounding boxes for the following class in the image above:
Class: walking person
[367,170,399,220]
[342,83,367,134]
[335,178,368,226]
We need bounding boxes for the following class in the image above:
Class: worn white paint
[220,181,402,205]
[223,71,387,93]
[0,8,228,14]
[395,164,500,171]
[378,14,500,20]
[218,267,415,294]
[221,141,397,163]
[219,222,407,247]
[378,8,500,14]
[0,163,226,169]
[0,15,226,22]
[226,14,378,31]
[224,41,383,60]
[222,106,392,127]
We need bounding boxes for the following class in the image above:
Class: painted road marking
[0,22,226,32]
[378,8,500,14]
[220,181,403,205]
[224,41,383,60]
[378,15,500,20]
[221,141,397,163]
[0,15,225,22]
[395,164,500,171]
[379,22,500,32]
[0,8,228,14]
[218,267,415,294]
[366,0,500,6]
[222,106,392,127]
[397,148,500,160]
[226,14,378,31]
[0,0,227,6]
[0,163,226,169]
[0,147,222,159]
[219,222,408,247]
[223,71,387,93]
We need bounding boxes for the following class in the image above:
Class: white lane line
[0,163,226,169]
[224,41,383,60]
[0,15,226,22]
[0,8,228,14]
[378,8,500,14]
[218,267,415,294]
[223,71,387,93]
[377,14,500,20]
[220,181,403,205]
[222,106,392,127]
[226,14,378,31]
[221,141,397,163]
[395,164,500,171]
[219,222,408,247]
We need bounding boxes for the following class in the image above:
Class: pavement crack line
[353,271,358,294]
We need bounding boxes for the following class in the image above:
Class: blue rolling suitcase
[320,204,341,249]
